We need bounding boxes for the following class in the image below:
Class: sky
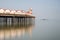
[0,0,60,19]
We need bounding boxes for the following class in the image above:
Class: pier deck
[0,13,35,18]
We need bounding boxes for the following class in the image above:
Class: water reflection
[0,18,35,40]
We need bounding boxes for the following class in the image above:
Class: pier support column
[7,18,12,25]
[18,17,19,27]
[12,17,13,26]
[19,18,20,27]
[24,18,25,26]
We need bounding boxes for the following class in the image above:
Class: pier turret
[29,8,32,14]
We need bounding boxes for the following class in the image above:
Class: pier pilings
[0,16,35,29]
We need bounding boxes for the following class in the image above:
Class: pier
[0,8,35,40]
[0,8,35,29]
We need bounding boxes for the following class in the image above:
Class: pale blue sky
[0,0,60,19]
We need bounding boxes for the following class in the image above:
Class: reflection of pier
[0,21,35,40]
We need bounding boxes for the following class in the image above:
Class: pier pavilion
[0,8,35,28]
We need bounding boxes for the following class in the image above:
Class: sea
[0,17,60,40]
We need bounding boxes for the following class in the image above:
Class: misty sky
[0,0,60,19]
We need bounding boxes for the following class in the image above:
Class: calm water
[0,18,60,40]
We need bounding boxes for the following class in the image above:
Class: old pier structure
[0,8,35,28]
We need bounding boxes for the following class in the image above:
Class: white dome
[15,10,22,14]
[29,8,32,10]
[4,9,10,13]
[0,9,4,13]
[30,8,32,10]
[17,10,21,13]
[10,10,16,14]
